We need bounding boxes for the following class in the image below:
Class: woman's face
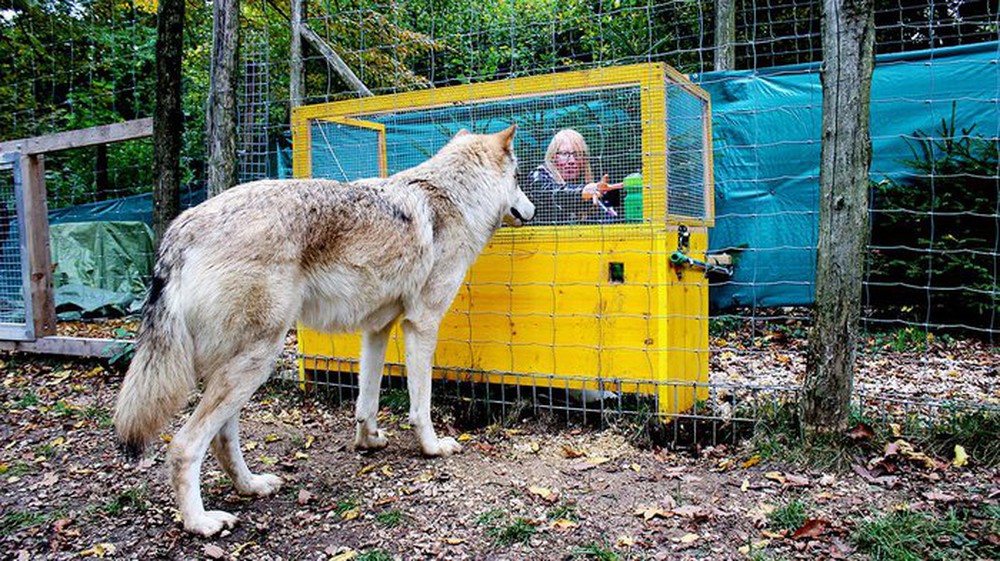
[553,140,585,182]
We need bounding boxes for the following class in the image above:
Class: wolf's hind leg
[168,340,279,537]
[403,319,461,457]
[211,415,282,496]
[354,323,393,450]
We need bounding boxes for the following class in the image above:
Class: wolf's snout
[512,200,535,222]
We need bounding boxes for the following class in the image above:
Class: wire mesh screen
[667,82,709,219]
[0,160,25,326]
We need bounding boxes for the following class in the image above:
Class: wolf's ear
[496,124,517,151]
[454,128,471,138]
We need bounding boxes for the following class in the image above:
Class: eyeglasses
[555,151,585,161]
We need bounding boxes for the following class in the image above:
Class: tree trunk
[290,0,304,108]
[206,0,240,198]
[802,0,875,434]
[152,0,185,247]
[714,0,736,71]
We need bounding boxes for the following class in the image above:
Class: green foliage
[868,104,1000,332]
[490,517,536,545]
[15,392,39,409]
[570,542,621,560]
[101,485,149,515]
[852,508,997,561]
[375,509,404,528]
[476,508,536,545]
[0,510,48,537]
[922,409,1000,467]
[357,551,393,561]
[380,388,410,414]
[767,500,808,532]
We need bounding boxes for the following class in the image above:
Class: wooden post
[206,0,240,198]
[714,0,736,71]
[19,154,56,337]
[803,0,875,434]
[152,0,185,246]
[290,0,304,108]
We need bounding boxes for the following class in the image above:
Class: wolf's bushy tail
[113,273,195,458]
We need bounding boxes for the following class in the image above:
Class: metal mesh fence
[0,0,997,435]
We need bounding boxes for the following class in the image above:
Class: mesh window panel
[311,122,383,181]
[0,165,25,325]
[666,83,707,219]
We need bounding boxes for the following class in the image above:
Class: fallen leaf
[40,472,59,486]
[329,550,358,561]
[456,433,473,442]
[629,463,642,472]
[679,533,699,544]
[550,518,578,530]
[672,504,712,519]
[846,423,875,441]
[80,543,116,557]
[819,474,836,486]
[264,434,281,443]
[742,455,761,468]
[304,435,315,449]
[528,485,556,502]
[784,473,810,487]
[203,544,226,559]
[923,491,956,503]
[741,478,750,492]
[442,538,465,545]
[294,452,309,460]
[341,507,361,520]
[792,518,828,539]
[634,505,674,520]
[561,445,586,458]
[953,445,968,467]
[381,466,394,477]
[52,518,72,533]
[764,471,786,484]
[297,489,313,505]
[617,536,637,547]
[761,529,786,539]
[738,539,771,554]
[244,441,258,451]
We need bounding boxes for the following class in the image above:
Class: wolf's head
[448,126,535,228]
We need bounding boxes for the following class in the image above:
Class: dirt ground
[1,352,998,560]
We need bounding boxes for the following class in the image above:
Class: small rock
[203,544,226,559]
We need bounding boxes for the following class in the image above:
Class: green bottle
[623,173,643,222]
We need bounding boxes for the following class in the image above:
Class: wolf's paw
[237,473,283,496]
[421,436,462,457]
[185,510,238,536]
[354,428,389,451]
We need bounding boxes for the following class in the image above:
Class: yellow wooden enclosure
[293,63,714,416]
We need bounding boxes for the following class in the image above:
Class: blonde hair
[543,129,593,184]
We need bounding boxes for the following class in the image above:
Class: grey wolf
[113,126,534,536]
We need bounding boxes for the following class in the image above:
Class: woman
[530,129,621,223]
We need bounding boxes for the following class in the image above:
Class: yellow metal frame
[293,63,713,416]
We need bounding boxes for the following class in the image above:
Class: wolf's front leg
[354,324,393,450]
[403,319,462,457]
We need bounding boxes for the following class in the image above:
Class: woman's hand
[581,174,624,203]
